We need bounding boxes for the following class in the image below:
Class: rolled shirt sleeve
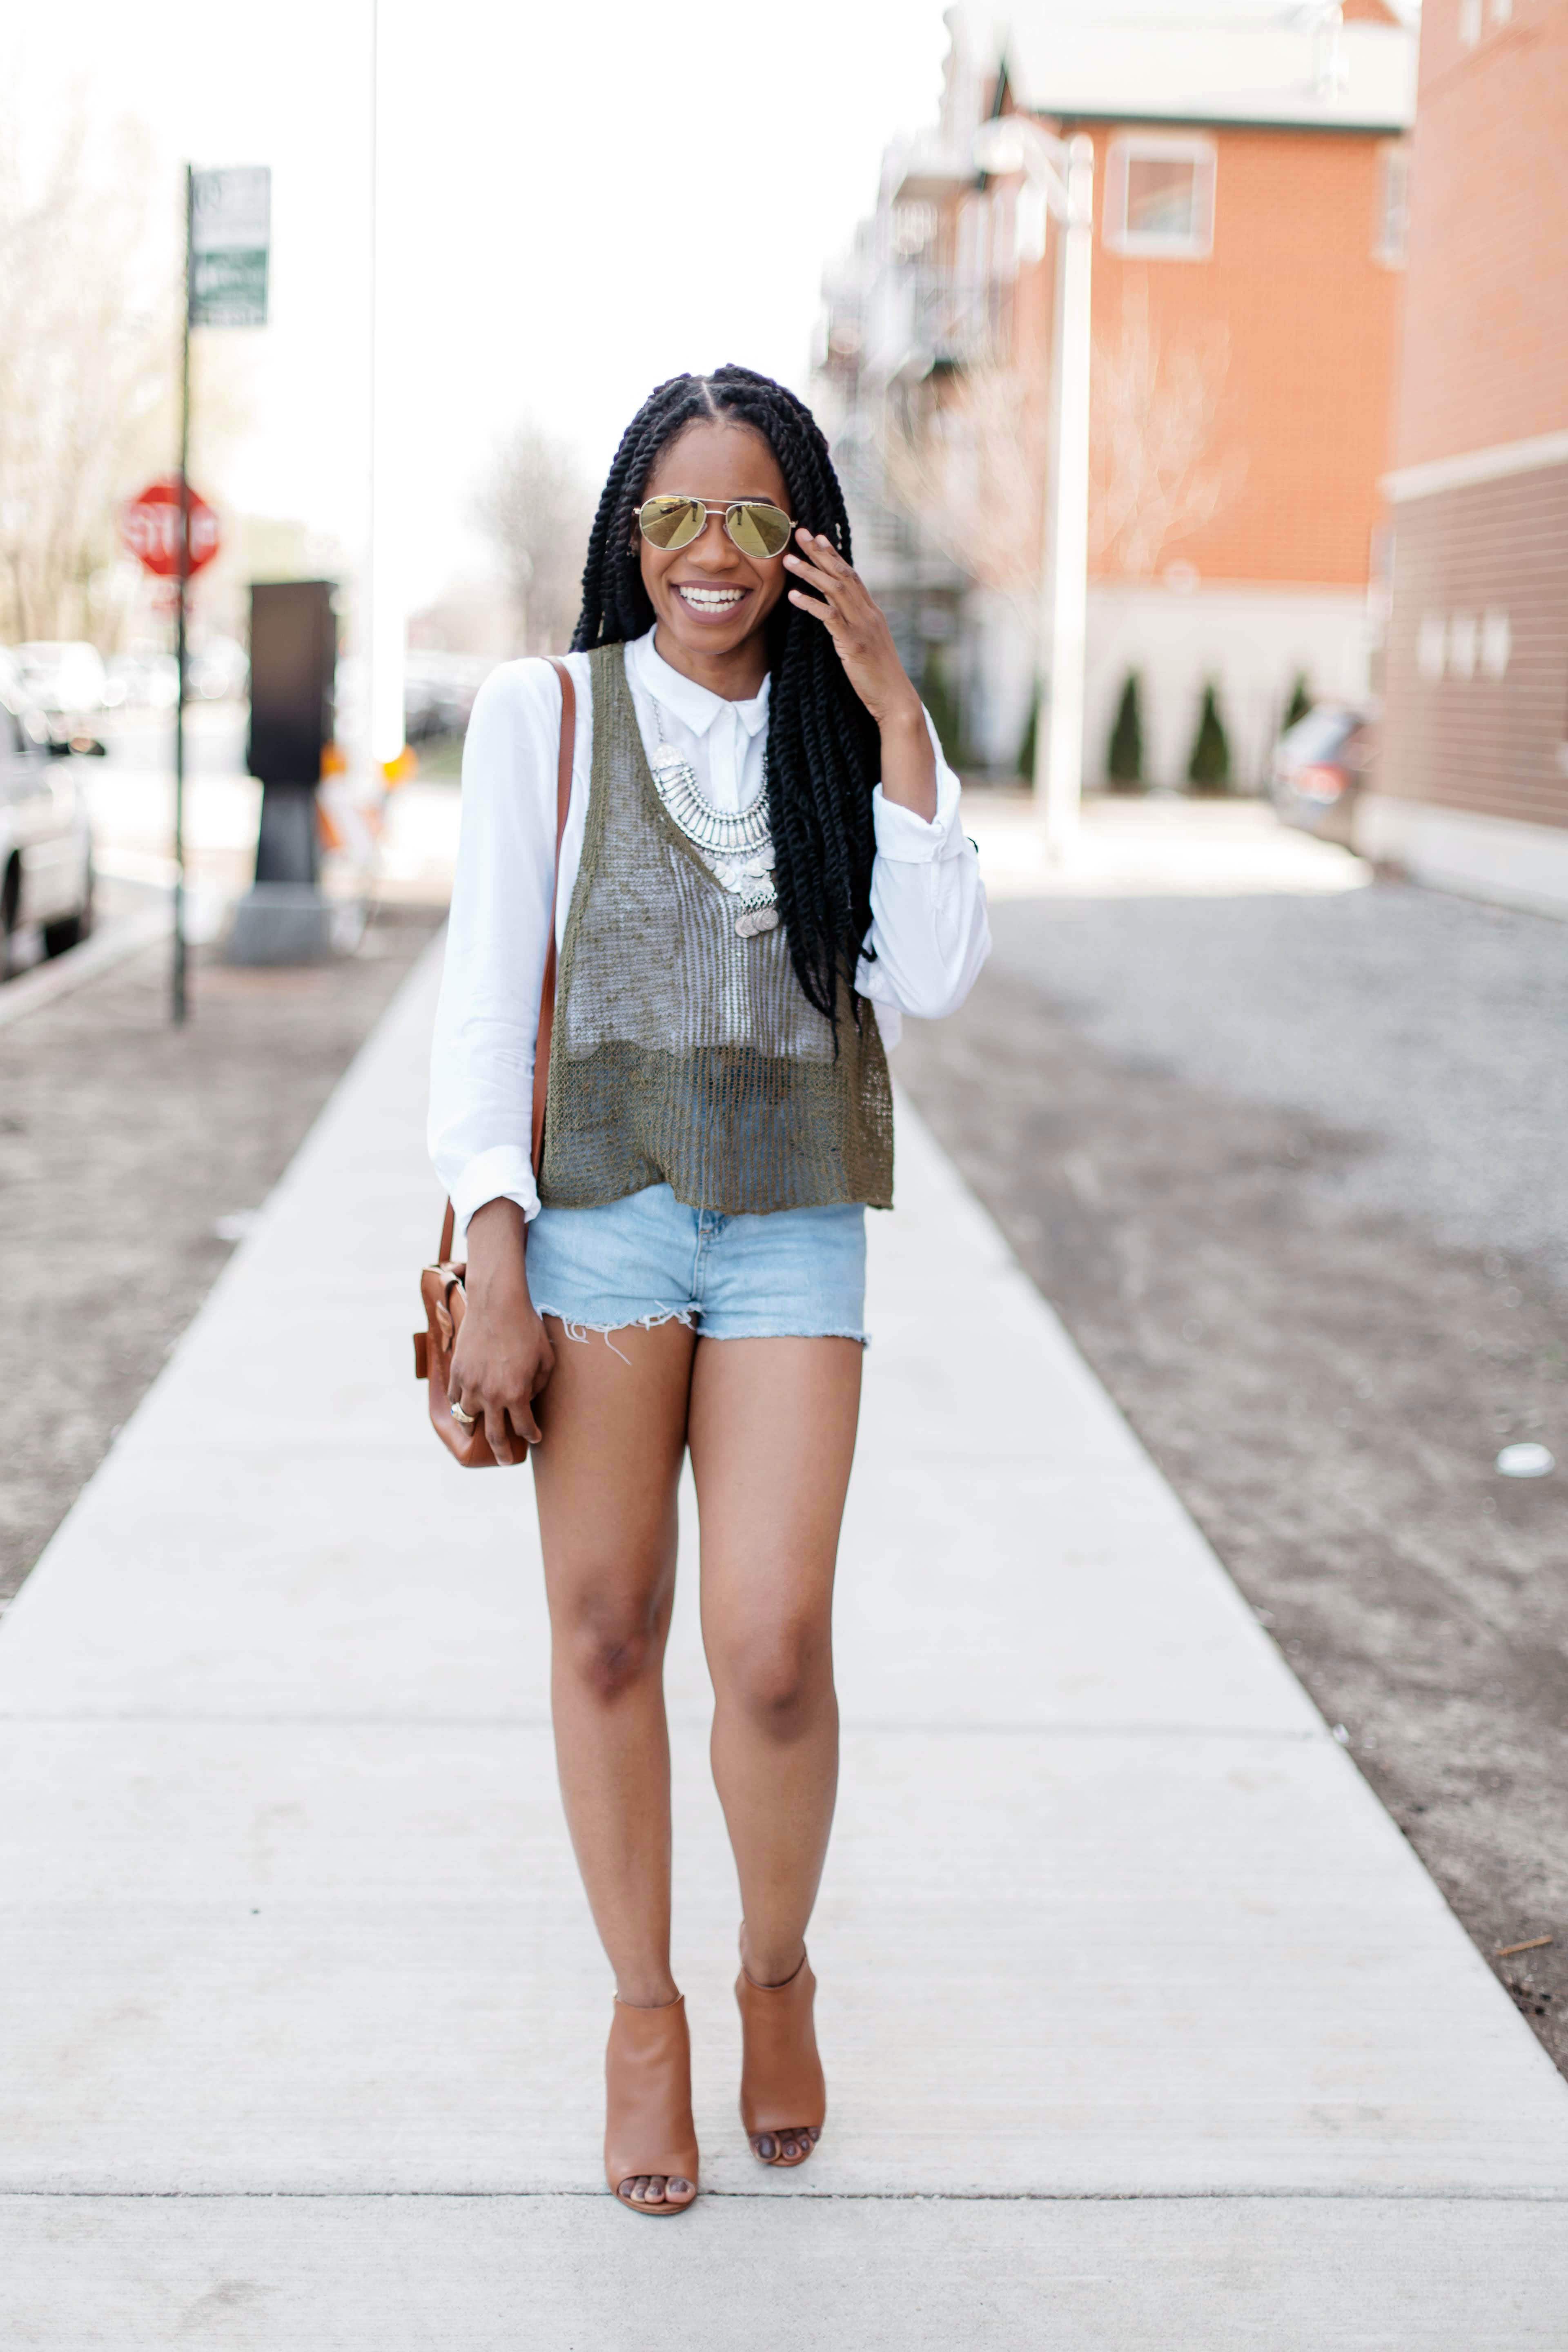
[855,706,991,1033]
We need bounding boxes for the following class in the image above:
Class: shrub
[1016,686,1038,786]
[1107,672,1144,789]
[1186,679,1231,792]
[919,646,964,769]
[1283,671,1312,732]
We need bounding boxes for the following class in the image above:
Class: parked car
[1267,703,1373,849]
[403,651,496,743]
[0,687,95,972]
[11,641,108,753]
[188,635,248,702]
[105,650,180,711]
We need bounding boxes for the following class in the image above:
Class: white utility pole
[973,119,1094,861]
[363,0,405,800]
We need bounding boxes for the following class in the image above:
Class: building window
[1414,610,1512,683]
[1105,137,1216,260]
[987,183,1016,282]
[956,192,985,283]
[1375,144,1410,268]
[1417,615,1447,681]
[891,202,937,261]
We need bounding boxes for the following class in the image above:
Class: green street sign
[189,165,270,327]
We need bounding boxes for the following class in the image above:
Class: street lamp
[973,118,1094,860]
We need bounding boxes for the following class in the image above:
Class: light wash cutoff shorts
[527,1182,867,1343]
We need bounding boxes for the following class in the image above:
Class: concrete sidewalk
[2,938,1566,2347]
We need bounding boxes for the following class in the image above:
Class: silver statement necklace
[648,699,780,938]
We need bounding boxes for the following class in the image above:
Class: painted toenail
[757,2134,776,2158]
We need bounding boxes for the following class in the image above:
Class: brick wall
[1382,465,1568,822]
[1395,0,1568,468]
[1380,0,1568,833]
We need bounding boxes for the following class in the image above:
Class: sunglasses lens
[728,502,792,559]
[639,496,704,551]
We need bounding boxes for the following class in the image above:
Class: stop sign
[120,477,221,578]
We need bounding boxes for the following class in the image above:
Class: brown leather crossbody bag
[413,657,576,1467]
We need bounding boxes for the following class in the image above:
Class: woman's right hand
[448,1198,556,1463]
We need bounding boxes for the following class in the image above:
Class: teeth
[679,587,744,608]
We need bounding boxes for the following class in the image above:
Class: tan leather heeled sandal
[735,1944,826,2169]
[604,1993,699,2216]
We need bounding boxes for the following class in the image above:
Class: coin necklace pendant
[648,702,780,938]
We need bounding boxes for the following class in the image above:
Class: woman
[430,365,988,2215]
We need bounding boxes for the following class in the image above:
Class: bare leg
[689,1335,861,2156]
[530,1314,702,2213]
[531,1314,696,2005]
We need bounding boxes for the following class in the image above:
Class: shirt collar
[629,626,771,741]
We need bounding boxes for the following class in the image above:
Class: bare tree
[1089,278,1245,578]
[873,275,1242,595]
[880,363,1046,596]
[473,423,593,657]
[0,104,182,646]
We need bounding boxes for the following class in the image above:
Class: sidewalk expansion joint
[0,1711,1321,1742]
[7,2186,1567,2205]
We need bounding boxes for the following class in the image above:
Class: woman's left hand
[784,528,938,818]
[784,530,923,730]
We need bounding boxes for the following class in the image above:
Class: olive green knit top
[538,646,893,1216]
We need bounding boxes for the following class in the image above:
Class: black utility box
[229,579,343,961]
[247,579,336,791]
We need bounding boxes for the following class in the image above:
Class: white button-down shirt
[428,627,990,1238]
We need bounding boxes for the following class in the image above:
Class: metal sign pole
[174,163,193,1026]
[168,160,268,1010]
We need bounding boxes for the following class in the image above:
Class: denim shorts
[526,1183,867,1343]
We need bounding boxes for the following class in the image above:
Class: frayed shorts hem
[536,1303,866,1348]
[537,1304,697,1342]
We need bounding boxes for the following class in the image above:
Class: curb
[0,909,170,1031]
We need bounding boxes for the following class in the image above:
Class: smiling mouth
[674,584,748,617]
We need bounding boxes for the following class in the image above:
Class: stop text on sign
[120,478,222,579]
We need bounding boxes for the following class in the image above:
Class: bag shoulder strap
[533,658,576,1174]
[437,655,576,1266]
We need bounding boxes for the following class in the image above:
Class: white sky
[36,0,954,609]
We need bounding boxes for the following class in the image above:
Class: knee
[719,1620,831,1738]
[557,1586,667,1703]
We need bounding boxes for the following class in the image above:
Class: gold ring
[450,1401,476,1427]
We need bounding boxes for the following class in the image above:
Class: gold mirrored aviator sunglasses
[637,494,796,561]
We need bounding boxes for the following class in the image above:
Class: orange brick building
[1077,120,1403,592]
[1359,0,1568,909]
[817,4,1417,787]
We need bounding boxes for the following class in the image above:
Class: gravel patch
[984,883,1568,1288]
[0,907,442,1604]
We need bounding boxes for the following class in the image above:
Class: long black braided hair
[571,365,881,1031]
